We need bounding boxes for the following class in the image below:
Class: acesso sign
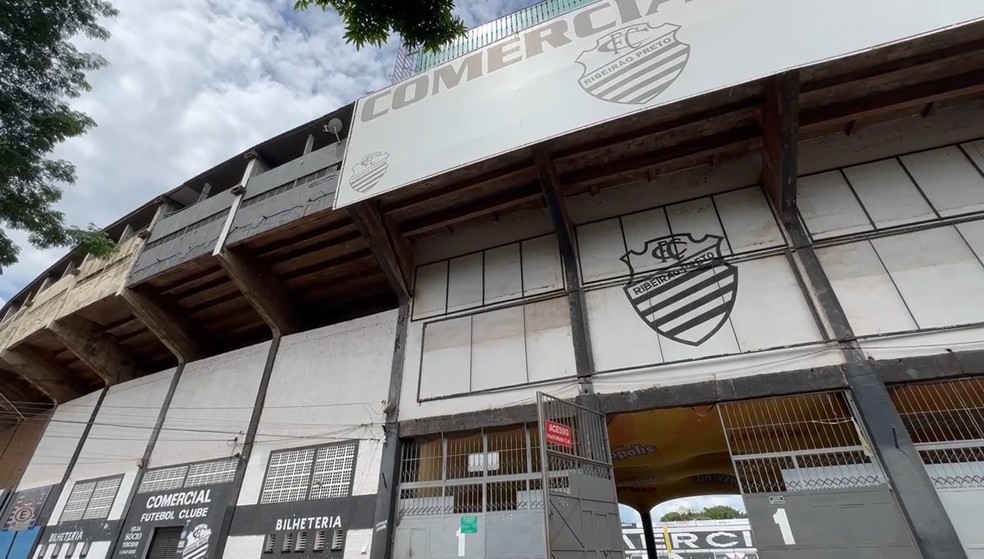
[334,0,982,208]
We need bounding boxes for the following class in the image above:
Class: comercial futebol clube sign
[333,0,982,208]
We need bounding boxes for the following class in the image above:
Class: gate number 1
[772,508,796,545]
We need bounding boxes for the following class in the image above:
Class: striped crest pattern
[349,152,390,193]
[577,23,690,105]
[182,524,211,559]
[621,234,737,346]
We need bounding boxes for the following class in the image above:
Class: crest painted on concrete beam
[576,22,690,105]
[349,151,390,194]
[621,234,737,346]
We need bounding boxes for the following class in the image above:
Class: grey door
[537,392,623,559]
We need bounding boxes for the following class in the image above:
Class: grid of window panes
[309,444,357,500]
[138,457,239,494]
[185,458,237,487]
[260,442,358,504]
[138,465,187,493]
[60,476,123,522]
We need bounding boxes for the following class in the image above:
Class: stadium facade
[0,1,983,559]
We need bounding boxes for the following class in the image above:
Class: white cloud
[0,0,529,300]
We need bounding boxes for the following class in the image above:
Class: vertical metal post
[640,509,658,559]
[536,392,552,559]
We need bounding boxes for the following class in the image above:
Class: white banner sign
[334,0,983,208]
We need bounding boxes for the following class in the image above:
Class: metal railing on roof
[391,0,598,83]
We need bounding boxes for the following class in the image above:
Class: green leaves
[659,505,747,522]
[0,0,118,272]
[294,0,467,53]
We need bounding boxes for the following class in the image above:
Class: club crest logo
[181,524,211,559]
[621,234,736,346]
[349,151,389,193]
[576,22,690,105]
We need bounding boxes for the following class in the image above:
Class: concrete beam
[122,287,204,363]
[49,315,140,385]
[1,346,78,403]
[0,388,25,421]
[216,247,299,335]
[777,95,965,555]
[348,201,414,301]
[761,70,800,223]
[533,147,594,382]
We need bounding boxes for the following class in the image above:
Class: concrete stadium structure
[0,1,984,558]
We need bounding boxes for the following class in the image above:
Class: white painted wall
[237,310,397,506]
[45,370,175,527]
[345,529,372,559]
[399,315,581,420]
[221,535,263,559]
[72,370,174,481]
[401,102,984,420]
[18,391,101,490]
[818,221,984,338]
[151,342,269,467]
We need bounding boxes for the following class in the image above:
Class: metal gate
[537,392,623,559]
[890,377,984,557]
[719,391,919,559]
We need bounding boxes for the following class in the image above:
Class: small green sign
[460,516,478,534]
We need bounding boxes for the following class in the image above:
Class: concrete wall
[227,143,345,244]
[238,309,398,506]
[0,235,144,353]
[43,370,175,528]
[17,391,101,491]
[150,342,269,467]
[0,418,49,490]
[128,191,235,284]
[399,102,984,420]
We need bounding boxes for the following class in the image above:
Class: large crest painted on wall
[620,234,737,346]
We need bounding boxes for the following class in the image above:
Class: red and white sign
[545,420,573,449]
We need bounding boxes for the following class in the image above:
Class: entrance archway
[609,406,753,559]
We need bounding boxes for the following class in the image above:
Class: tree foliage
[294,0,467,52]
[0,0,118,272]
[660,505,747,522]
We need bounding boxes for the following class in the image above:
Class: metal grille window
[60,476,123,522]
[398,425,543,518]
[138,465,188,493]
[719,391,884,494]
[139,458,239,494]
[890,377,984,489]
[260,442,358,504]
[186,458,237,487]
[83,477,122,519]
[309,444,357,500]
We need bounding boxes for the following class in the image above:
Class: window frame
[59,474,124,523]
[259,441,360,505]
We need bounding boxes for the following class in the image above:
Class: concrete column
[640,510,658,559]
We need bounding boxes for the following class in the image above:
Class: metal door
[146,526,183,559]
[537,392,623,559]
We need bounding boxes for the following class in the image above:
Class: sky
[0,0,538,303]
[619,495,746,524]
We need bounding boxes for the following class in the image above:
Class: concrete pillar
[641,510,658,559]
